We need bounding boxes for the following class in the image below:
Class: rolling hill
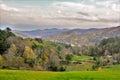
[13,26,120,46]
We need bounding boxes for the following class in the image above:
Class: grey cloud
[0,2,120,29]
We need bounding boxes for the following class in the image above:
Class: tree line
[0,28,120,71]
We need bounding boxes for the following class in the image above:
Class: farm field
[0,69,120,80]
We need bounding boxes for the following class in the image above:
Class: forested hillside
[0,28,120,71]
[45,26,120,45]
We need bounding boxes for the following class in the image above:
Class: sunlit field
[0,69,120,80]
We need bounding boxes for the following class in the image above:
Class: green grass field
[66,55,94,71]
[0,69,120,80]
[104,64,120,71]
[0,64,120,80]
[72,55,93,61]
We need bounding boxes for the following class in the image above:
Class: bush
[48,65,66,71]
[49,66,58,71]
[26,58,35,67]
[65,54,73,61]
[59,66,66,71]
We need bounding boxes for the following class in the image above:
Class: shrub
[65,54,73,61]
[59,66,66,71]
[49,66,58,71]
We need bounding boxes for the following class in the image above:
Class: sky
[0,0,120,30]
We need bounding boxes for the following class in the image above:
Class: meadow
[72,55,93,61]
[0,69,120,80]
[1,62,120,80]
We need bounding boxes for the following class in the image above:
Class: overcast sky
[0,0,120,30]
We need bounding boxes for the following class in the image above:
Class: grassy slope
[72,55,93,61]
[103,64,120,71]
[66,55,94,71]
[66,63,94,71]
[0,70,120,80]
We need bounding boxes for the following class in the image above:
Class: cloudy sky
[0,0,120,30]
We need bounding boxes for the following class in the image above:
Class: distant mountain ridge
[13,28,68,38]
[13,26,120,46]
[12,27,103,38]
